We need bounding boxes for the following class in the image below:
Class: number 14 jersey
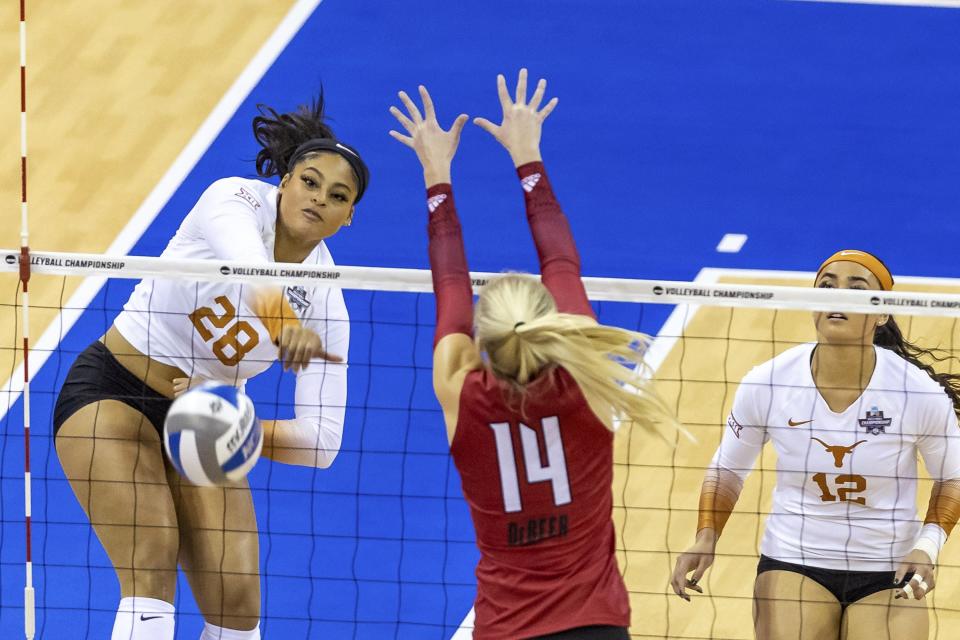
[716,343,960,571]
[451,366,629,639]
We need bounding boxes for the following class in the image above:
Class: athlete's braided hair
[876,318,960,420]
[253,90,336,178]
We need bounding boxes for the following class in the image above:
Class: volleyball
[163,384,263,487]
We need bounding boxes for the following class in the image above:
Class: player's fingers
[669,570,689,601]
[388,130,414,147]
[397,90,423,123]
[893,561,912,586]
[292,336,315,372]
[472,117,500,138]
[172,378,189,397]
[419,85,436,121]
[910,571,933,600]
[899,580,915,600]
[496,73,511,109]
[528,78,547,110]
[538,96,559,121]
[515,68,528,105]
[284,331,305,371]
[691,556,710,584]
[449,114,469,142]
[388,106,416,133]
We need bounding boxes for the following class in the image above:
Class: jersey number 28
[189,296,260,366]
[489,416,572,513]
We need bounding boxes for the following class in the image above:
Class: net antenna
[18,1,36,638]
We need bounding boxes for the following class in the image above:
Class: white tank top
[716,343,960,570]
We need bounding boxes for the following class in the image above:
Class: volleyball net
[2,251,960,639]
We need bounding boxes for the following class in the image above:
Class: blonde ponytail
[475,274,680,438]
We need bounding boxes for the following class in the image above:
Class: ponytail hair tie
[513,321,526,331]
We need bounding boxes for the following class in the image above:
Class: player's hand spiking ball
[473,68,558,168]
[389,85,468,186]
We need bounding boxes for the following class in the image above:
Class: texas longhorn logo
[811,437,867,468]
[858,406,891,435]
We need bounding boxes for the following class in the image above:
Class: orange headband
[816,250,894,291]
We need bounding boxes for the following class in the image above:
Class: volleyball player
[671,251,960,639]
[389,70,677,639]
[53,94,366,640]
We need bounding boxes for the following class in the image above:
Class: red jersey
[450,366,630,639]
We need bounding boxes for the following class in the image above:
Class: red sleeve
[427,184,474,346]
[518,162,594,319]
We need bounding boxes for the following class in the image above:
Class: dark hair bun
[253,90,335,178]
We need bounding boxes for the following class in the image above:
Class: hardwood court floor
[615,273,960,639]
[0,0,296,389]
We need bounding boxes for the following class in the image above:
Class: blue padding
[199,384,240,409]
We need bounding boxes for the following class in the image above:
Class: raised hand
[389,85,469,187]
[473,68,558,168]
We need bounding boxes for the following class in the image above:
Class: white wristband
[913,523,947,565]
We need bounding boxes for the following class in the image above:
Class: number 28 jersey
[451,366,629,640]
[716,343,960,571]
[113,177,349,383]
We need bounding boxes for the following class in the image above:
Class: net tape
[6,249,960,316]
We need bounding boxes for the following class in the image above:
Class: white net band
[5,249,960,316]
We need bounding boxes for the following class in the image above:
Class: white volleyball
[163,384,262,486]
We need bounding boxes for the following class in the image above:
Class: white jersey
[715,343,960,571]
[114,177,349,465]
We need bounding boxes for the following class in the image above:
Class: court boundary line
[0,0,323,417]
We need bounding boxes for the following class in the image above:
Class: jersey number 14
[489,416,572,513]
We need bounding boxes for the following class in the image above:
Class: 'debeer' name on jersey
[508,514,569,547]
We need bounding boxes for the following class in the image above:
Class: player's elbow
[282,417,343,469]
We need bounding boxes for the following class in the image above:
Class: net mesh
[2,255,960,639]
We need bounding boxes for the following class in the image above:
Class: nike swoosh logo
[788,418,814,427]
[140,615,164,622]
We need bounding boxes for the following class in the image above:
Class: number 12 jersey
[716,343,960,571]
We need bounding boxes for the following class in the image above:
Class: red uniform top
[426,162,630,639]
[451,367,630,639]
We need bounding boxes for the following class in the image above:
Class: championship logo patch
[727,414,743,439]
[286,286,310,313]
[858,406,892,435]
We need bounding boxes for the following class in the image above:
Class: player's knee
[219,575,261,625]
[124,533,178,592]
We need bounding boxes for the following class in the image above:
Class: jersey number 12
[489,416,572,513]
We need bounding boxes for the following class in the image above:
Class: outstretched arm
[390,86,480,441]
[474,70,592,318]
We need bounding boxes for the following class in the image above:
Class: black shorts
[757,555,912,609]
[530,626,629,640]
[53,341,173,438]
